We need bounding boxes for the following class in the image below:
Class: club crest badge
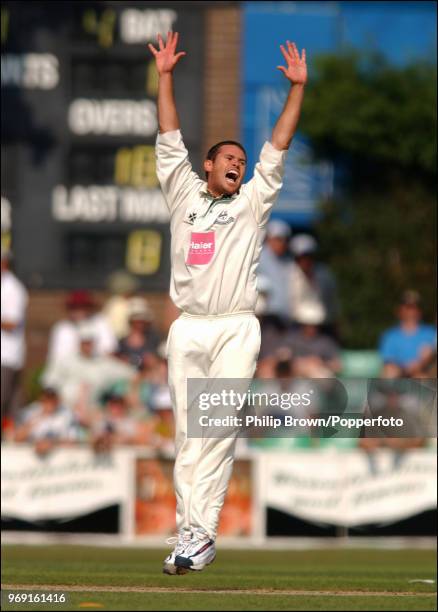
[214,210,235,226]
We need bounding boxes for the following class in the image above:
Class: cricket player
[148,31,307,574]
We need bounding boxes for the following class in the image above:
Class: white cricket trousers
[167,311,260,540]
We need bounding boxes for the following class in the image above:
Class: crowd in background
[1,220,436,456]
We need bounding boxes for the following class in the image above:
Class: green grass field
[1,545,436,611]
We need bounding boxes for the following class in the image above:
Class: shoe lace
[166,530,192,553]
[184,529,209,555]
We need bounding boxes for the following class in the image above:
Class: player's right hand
[148,31,186,75]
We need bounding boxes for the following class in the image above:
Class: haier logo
[190,241,213,250]
[186,231,215,266]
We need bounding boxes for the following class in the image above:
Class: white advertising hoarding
[1,446,133,521]
[260,449,437,527]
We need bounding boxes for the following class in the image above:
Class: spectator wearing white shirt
[15,387,81,456]
[103,270,141,340]
[287,302,341,377]
[43,322,135,409]
[1,248,28,419]
[289,234,339,334]
[258,220,293,326]
[46,290,117,369]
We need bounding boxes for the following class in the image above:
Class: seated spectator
[289,234,339,333]
[379,290,436,378]
[46,290,117,369]
[359,379,428,474]
[92,391,154,451]
[258,220,293,326]
[148,383,175,456]
[43,322,135,409]
[1,247,28,422]
[253,349,320,438]
[112,350,175,454]
[14,387,82,455]
[287,303,341,377]
[117,298,161,369]
[103,270,141,340]
[255,274,272,319]
[257,275,288,364]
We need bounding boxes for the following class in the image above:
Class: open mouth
[225,170,239,185]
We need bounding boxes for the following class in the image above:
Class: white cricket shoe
[174,528,216,571]
[162,529,192,575]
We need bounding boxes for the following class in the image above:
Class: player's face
[204,145,247,196]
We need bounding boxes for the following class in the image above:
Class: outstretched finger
[301,48,306,63]
[280,44,291,64]
[175,51,186,63]
[172,31,179,50]
[286,40,294,58]
[157,33,164,50]
[288,40,299,62]
[277,65,287,76]
[148,43,158,56]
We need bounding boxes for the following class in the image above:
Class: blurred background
[1,1,436,543]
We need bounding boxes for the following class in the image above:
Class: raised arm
[148,31,186,133]
[271,41,307,151]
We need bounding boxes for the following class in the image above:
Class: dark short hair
[205,140,247,178]
[41,387,59,399]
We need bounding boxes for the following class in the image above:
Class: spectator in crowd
[1,247,28,421]
[289,234,339,333]
[103,270,141,340]
[125,352,163,411]
[359,379,428,473]
[254,274,272,319]
[43,322,135,409]
[253,348,320,439]
[379,290,436,378]
[256,274,286,365]
[145,349,177,453]
[91,391,154,451]
[287,303,341,377]
[258,219,293,326]
[14,387,82,455]
[117,298,161,369]
[46,290,117,369]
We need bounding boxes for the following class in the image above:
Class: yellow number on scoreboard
[114,145,158,188]
[146,61,159,96]
[82,8,116,48]
[1,8,9,45]
[126,230,161,275]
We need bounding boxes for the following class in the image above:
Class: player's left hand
[277,41,307,85]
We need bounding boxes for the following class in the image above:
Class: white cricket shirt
[1,270,28,369]
[156,130,287,316]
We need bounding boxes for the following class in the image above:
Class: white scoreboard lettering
[68,99,157,136]
[52,185,169,223]
[1,54,59,89]
[120,9,177,44]
[3,2,203,289]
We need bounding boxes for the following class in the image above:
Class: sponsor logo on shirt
[186,231,215,265]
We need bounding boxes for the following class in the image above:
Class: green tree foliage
[299,53,437,348]
[301,53,436,177]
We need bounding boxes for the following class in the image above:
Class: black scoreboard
[1,1,205,289]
